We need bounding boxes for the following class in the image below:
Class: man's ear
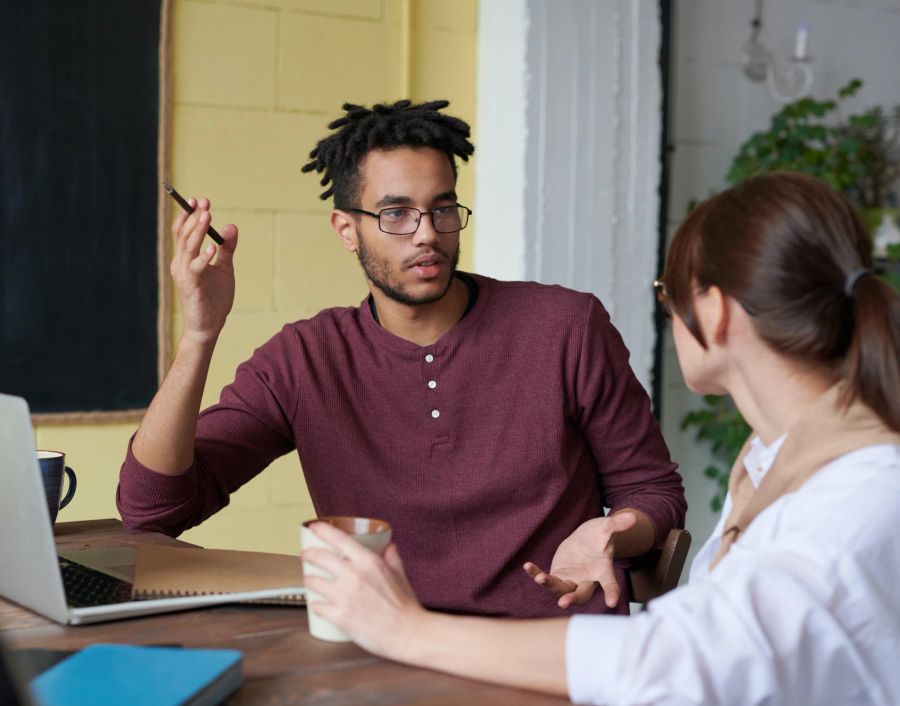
[331,210,358,252]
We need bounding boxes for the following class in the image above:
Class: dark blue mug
[37,451,77,527]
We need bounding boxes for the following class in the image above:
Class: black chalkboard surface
[0,1,163,416]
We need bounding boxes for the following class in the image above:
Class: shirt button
[425,354,434,363]
[427,380,437,389]
[431,410,440,419]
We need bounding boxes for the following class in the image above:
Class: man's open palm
[523,511,638,609]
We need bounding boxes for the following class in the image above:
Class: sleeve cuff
[117,435,199,534]
[566,614,632,704]
[122,435,197,493]
[610,498,667,548]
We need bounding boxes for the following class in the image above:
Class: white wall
[664,0,900,565]
[475,0,662,392]
[476,0,900,573]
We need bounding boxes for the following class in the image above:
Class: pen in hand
[162,182,225,245]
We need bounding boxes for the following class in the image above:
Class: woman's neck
[725,347,835,445]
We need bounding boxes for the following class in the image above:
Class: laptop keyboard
[58,557,135,607]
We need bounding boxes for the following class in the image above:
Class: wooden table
[0,520,569,705]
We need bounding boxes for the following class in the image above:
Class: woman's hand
[301,522,427,661]
[523,511,638,609]
[305,523,570,696]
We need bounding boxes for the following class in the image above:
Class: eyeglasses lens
[654,280,672,319]
[379,208,420,234]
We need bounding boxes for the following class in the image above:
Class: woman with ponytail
[302,172,900,706]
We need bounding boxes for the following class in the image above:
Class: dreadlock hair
[301,100,474,210]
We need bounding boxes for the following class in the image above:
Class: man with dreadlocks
[117,100,685,619]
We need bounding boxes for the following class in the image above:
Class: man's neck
[369,276,469,347]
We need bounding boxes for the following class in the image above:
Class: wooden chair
[626,528,692,607]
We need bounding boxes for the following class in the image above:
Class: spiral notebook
[132,545,305,604]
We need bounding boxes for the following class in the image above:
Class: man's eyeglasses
[653,279,672,319]
[348,205,472,235]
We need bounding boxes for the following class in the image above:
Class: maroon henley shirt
[117,273,685,618]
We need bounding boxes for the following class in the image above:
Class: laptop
[0,393,305,625]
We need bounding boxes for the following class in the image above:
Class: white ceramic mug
[300,516,392,642]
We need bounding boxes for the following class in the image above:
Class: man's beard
[356,234,460,306]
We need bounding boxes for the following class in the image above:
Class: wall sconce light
[742,0,813,103]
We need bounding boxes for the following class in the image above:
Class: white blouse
[566,442,900,706]
[688,433,787,576]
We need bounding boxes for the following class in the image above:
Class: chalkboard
[0,1,167,419]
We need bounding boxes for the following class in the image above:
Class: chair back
[626,528,692,606]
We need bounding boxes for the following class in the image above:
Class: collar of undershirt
[367,272,479,326]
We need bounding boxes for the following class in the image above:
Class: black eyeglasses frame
[347,204,472,235]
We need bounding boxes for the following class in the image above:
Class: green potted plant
[682,79,900,511]
[727,79,900,204]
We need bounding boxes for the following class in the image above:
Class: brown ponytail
[664,171,900,432]
[841,273,900,431]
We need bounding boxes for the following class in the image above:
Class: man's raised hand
[169,196,238,345]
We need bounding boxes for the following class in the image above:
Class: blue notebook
[29,643,243,706]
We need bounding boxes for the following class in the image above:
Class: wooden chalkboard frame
[21,0,172,424]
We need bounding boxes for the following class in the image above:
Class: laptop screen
[0,394,70,623]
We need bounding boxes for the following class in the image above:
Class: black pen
[162,182,225,244]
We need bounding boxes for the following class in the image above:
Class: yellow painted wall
[35,0,477,556]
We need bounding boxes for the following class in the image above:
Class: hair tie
[843,268,870,298]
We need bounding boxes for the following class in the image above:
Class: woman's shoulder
[778,443,900,553]
[799,443,900,507]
